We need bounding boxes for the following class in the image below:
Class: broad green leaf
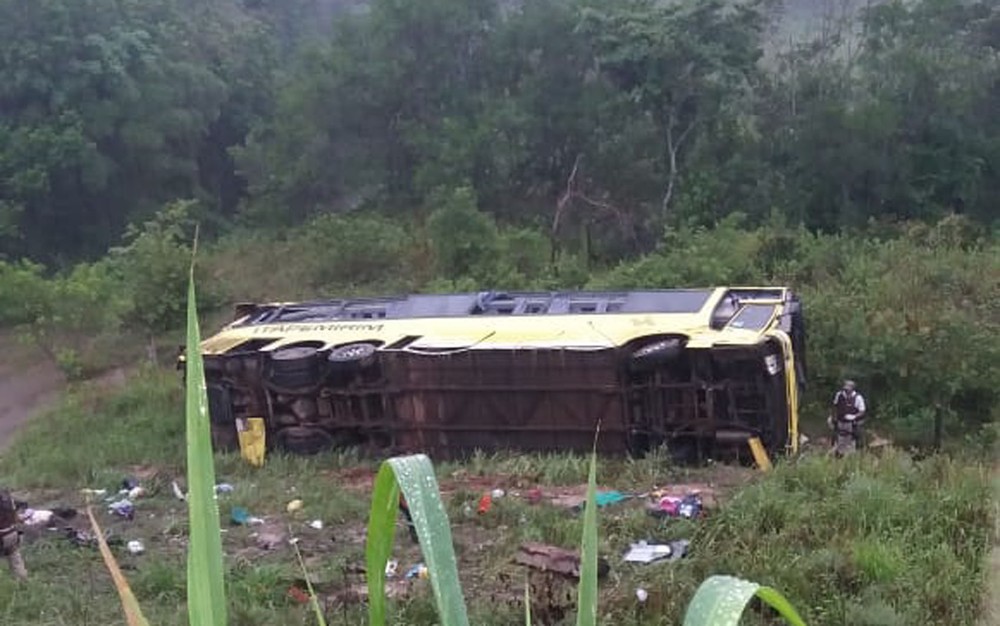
[185,264,228,626]
[366,454,469,626]
[86,507,150,626]
[575,441,599,626]
[292,536,328,626]
[682,575,808,626]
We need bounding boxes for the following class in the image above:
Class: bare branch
[662,110,697,217]
[552,153,583,237]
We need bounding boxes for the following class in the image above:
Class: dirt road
[0,334,64,450]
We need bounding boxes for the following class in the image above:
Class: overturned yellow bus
[196,287,806,460]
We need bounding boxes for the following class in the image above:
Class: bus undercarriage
[204,336,792,460]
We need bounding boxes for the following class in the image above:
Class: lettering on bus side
[250,322,386,335]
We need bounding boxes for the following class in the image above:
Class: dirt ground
[0,334,64,451]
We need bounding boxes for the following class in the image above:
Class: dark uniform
[830,386,866,455]
[0,490,26,580]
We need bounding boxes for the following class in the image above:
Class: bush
[302,212,416,292]
[426,186,500,283]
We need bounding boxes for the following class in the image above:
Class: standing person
[827,379,867,456]
[0,490,26,580]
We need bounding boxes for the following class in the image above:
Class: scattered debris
[286,499,304,513]
[477,493,492,515]
[127,540,145,555]
[308,519,323,530]
[121,477,139,491]
[385,559,399,577]
[171,481,187,502]
[636,588,649,603]
[108,499,135,520]
[594,490,631,508]
[66,527,121,549]
[253,525,287,550]
[525,488,543,505]
[514,543,610,579]
[647,494,703,519]
[287,585,310,604]
[18,506,76,527]
[230,506,264,526]
[81,489,107,499]
[405,563,429,579]
[19,509,54,527]
[127,486,146,500]
[490,488,506,499]
[215,483,235,494]
[623,540,689,564]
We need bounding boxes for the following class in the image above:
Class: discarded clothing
[595,491,630,508]
[648,494,702,519]
[230,506,264,526]
[108,499,135,520]
[572,490,633,513]
[623,539,690,564]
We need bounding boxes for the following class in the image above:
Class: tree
[0,0,275,262]
[579,0,768,220]
[109,200,202,364]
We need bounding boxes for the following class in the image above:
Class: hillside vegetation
[0,0,998,445]
[0,1,997,624]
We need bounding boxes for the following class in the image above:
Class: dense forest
[0,0,997,447]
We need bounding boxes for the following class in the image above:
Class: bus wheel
[327,342,377,371]
[268,345,323,389]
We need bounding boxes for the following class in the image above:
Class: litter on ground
[623,539,690,564]
[514,542,610,579]
[230,506,264,526]
[107,499,134,520]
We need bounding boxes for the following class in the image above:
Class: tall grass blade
[366,454,469,626]
[575,436,599,626]
[185,264,228,626]
[292,537,328,626]
[524,576,532,626]
[682,575,808,626]
[86,507,151,626]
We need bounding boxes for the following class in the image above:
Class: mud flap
[237,417,266,467]
[748,436,772,471]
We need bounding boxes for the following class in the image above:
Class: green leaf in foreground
[575,440,599,626]
[185,267,228,626]
[366,454,469,626]
[682,575,808,626]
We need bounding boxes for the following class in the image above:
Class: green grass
[0,370,993,625]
